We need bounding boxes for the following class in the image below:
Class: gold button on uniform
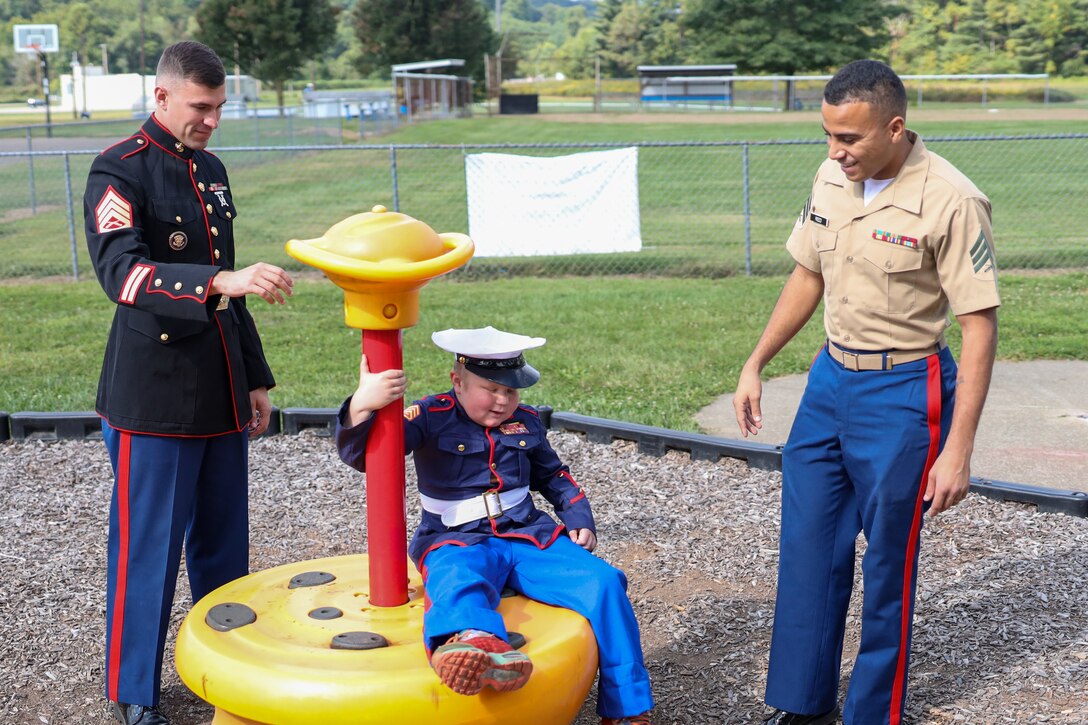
[195,286,204,295]
[211,227,219,236]
[226,211,232,219]
[490,463,497,469]
[206,203,213,214]
[160,333,169,342]
[174,282,183,290]
[154,278,162,287]
[519,440,526,447]
[198,182,206,191]
[175,215,182,223]
[214,249,220,260]
[457,444,465,451]
[192,162,198,172]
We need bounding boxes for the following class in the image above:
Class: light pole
[100,43,108,74]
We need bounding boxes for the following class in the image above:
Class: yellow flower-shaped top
[286,205,474,329]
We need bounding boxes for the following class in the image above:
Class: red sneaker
[430,630,533,695]
[601,713,653,725]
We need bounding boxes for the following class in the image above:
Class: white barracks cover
[465,147,641,257]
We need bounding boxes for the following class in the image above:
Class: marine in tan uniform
[732,60,999,725]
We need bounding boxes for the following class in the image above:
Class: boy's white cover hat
[432,326,545,388]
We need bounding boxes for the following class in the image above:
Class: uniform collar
[829,130,929,216]
[141,114,194,160]
[882,130,929,215]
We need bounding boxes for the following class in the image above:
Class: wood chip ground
[1,432,1085,724]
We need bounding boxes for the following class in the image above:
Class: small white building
[60,61,258,115]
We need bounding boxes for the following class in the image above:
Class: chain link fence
[2,134,1086,281]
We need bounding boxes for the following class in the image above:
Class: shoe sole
[432,646,533,695]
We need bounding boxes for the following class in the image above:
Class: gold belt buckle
[482,491,503,519]
[216,295,230,311]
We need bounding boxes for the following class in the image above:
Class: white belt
[420,488,530,527]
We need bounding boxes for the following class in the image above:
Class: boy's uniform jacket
[336,391,596,566]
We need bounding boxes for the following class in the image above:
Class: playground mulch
[2,432,1086,724]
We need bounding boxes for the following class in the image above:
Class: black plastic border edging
[546,410,1088,519]
[6,409,284,440]
[4,408,1084,518]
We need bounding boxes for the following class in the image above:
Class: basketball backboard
[13,24,59,54]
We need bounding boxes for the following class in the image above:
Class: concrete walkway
[695,360,1088,494]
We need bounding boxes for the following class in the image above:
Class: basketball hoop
[13,24,59,55]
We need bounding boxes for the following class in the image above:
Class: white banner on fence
[465,147,641,257]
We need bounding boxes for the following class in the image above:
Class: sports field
[1,106,1086,428]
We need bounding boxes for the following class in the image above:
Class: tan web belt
[827,339,945,371]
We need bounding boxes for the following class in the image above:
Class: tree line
[2,0,1085,101]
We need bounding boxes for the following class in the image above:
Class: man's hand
[346,354,407,427]
[249,387,272,436]
[733,365,764,437]
[569,528,597,552]
[924,447,971,516]
[211,262,294,305]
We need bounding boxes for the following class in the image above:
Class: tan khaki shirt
[787,132,1000,352]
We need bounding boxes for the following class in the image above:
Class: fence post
[390,146,400,212]
[63,152,79,281]
[26,128,37,215]
[743,143,752,276]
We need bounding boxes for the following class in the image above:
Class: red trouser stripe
[107,431,132,700]
[889,355,942,724]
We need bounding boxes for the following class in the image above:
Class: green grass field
[4,111,1088,278]
[2,273,1086,431]
[2,107,1086,429]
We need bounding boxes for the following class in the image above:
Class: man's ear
[153,85,169,110]
[888,114,906,142]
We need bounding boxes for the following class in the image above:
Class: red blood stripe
[107,431,132,700]
[889,355,942,724]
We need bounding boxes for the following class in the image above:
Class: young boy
[336,326,654,725]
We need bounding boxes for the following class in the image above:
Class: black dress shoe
[763,707,839,725]
[109,702,170,725]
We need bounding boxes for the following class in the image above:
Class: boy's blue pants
[102,422,249,706]
[422,536,654,719]
[765,346,956,725]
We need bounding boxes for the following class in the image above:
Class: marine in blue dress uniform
[733,61,1000,725]
[336,326,655,725]
[84,41,293,725]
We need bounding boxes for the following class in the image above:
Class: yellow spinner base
[175,554,598,725]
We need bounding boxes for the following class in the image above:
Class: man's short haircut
[824,60,907,120]
[156,41,225,89]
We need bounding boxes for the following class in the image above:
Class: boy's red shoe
[430,629,533,695]
[601,713,653,725]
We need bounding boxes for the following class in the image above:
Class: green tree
[195,0,339,112]
[596,0,682,77]
[682,0,899,108]
[353,0,495,81]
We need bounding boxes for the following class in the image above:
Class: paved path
[695,360,1088,493]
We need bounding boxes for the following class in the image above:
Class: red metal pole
[361,329,408,606]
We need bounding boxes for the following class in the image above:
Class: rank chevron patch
[95,186,133,233]
[970,229,995,273]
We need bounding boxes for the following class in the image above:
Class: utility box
[499,94,538,115]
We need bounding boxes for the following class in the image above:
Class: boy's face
[451,368,521,428]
